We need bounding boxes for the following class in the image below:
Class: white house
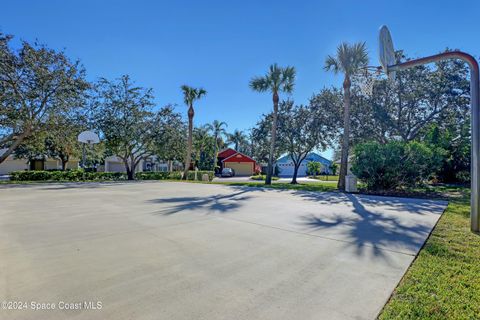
[0,148,80,175]
[275,153,332,177]
[101,155,144,173]
[101,155,181,173]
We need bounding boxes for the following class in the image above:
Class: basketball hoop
[352,67,384,97]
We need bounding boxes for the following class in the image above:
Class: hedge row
[9,170,214,182]
[9,170,122,181]
[135,170,214,181]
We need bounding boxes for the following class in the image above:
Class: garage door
[108,162,126,172]
[277,162,307,177]
[225,162,253,176]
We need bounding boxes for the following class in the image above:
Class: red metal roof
[217,148,237,159]
[222,152,256,163]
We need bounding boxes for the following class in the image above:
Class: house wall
[0,159,28,175]
[0,156,80,175]
[65,161,79,170]
[104,159,144,173]
[44,159,59,170]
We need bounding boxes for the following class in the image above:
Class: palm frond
[280,66,296,93]
[324,55,339,73]
[325,42,369,76]
[250,64,296,94]
[181,85,207,106]
[249,77,270,92]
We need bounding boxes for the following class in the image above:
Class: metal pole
[82,143,86,169]
[389,51,480,232]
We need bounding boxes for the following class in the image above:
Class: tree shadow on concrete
[298,193,442,259]
[147,189,254,215]
[291,190,447,215]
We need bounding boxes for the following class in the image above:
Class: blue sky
[1,0,479,159]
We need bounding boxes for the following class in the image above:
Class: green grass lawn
[379,187,480,319]
[212,181,337,192]
[309,175,339,182]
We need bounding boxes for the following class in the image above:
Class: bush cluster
[10,170,214,182]
[10,170,128,181]
[185,170,214,181]
[351,141,441,191]
[250,174,279,181]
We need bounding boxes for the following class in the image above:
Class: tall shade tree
[250,63,295,185]
[14,110,86,170]
[152,105,186,172]
[227,129,248,152]
[44,111,85,170]
[181,85,207,179]
[0,33,89,163]
[206,120,227,171]
[93,75,160,180]
[324,42,368,191]
[276,101,336,184]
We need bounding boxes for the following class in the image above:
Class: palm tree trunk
[183,105,194,180]
[338,76,351,191]
[212,134,218,172]
[266,91,279,185]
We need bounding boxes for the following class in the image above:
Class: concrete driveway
[0,182,446,320]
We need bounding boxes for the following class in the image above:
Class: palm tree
[324,42,368,191]
[250,64,295,185]
[227,129,247,152]
[181,85,207,179]
[193,125,211,168]
[206,120,228,171]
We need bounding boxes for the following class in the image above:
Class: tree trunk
[291,162,300,184]
[61,159,68,171]
[0,129,30,164]
[183,105,194,180]
[124,157,135,180]
[266,91,279,185]
[126,168,134,180]
[338,75,351,191]
[168,160,173,172]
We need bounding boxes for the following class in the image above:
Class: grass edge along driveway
[379,188,480,319]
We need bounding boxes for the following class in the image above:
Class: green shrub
[250,174,279,181]
[351,141,441,191]
[9,169,214,182]
[135,172,171,180]
[306,161,322,176]
[186,170,214,181]
[9,170,128,181]
[167,171,183,180]
[10,170,52,181]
